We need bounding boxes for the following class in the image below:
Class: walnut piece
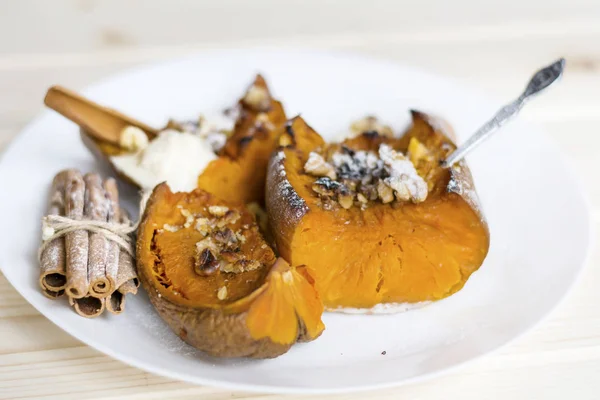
[219,210,241,226]
[180,208,195,228]
[194,217,210,236]
[377,180,394,203]
[194,248,219,276]
[356,193,368,204]
[221,259,261,274]
[243,85,270,111]
[338,192,354,209]
[304,152,337,180]
[379,144,428,203]
[208,205,229,217]
[163,224,180,233]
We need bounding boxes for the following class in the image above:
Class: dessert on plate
[41,73,490,357]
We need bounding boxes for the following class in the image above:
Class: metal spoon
[441,58,565,168]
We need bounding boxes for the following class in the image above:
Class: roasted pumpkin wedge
[266,111,490,310]
[137,183,324,358]
[198,74,286,204]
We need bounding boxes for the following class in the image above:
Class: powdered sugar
[331,149,385,182]
[447,161,484,220]
[379,144,428,203]
[269,151,308,221]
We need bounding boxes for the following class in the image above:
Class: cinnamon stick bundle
[39,169,139,318]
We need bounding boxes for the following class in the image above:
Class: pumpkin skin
[266,111,490,310]
[137,183,324,358]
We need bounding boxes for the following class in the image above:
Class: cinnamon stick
[103,178,121,292]
[106,244,138,314]
[39,170,71,297]
[64,170,89,298]
[69,295,105,318]
[84,173,112,297]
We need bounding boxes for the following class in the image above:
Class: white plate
[0,49,592,394]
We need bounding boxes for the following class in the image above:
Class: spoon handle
[441,58,565,168]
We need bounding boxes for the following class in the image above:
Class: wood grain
[0,0,599,399]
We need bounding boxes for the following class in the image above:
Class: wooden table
[1,1,599,398]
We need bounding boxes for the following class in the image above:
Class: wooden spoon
[44,86,160,146]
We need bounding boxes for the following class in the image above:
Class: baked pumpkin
[137,183,324,358]
[197,74,286,204]
[45,75,285,204]
[266,111,490,310]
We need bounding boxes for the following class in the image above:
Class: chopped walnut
[213,228,238,248]
[243,85,271,111]
[217,286,228,300]
[338,192,354,209]
[312,177,342,197]
[235,231,247,244]
[189,206,263,276]
[377,181,395,203]
[360,184,378,201]
[217,209,241,227]
[304,152,337,180]
[195,237,219,255]
[180,208,195,228]
[221,259,261,274]
[356,193,368,204]
[307,142,430,209]
[379,144,428,203]
[208,205,229,217]
[194,248,219,276]
[194,218,210,236]
[163,224,181,233]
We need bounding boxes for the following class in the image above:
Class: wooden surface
[1,1,599,398]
